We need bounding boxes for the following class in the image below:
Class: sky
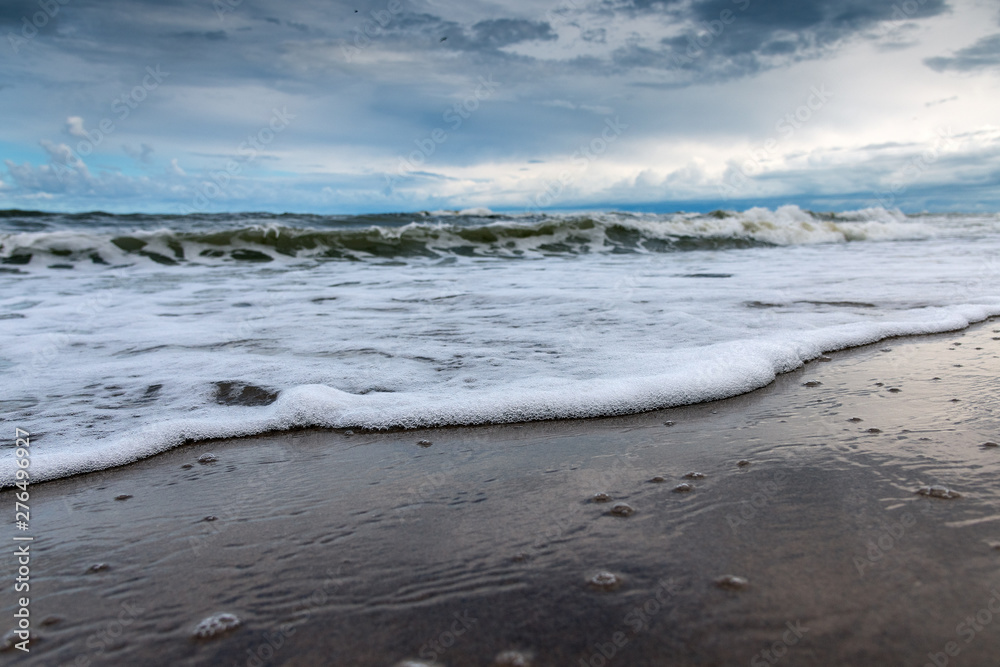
[1,0,999,214]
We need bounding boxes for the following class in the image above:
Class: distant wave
[0,205,942,268]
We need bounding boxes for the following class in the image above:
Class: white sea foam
[1,208,998,486]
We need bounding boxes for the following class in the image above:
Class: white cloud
[65,116,88,140]
[38,140,90,178]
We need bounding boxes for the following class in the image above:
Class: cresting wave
[0,205,932,267]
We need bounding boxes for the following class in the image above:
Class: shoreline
[11,308,1000,490]
[2,318,1000,665]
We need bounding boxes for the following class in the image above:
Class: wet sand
[3,320,1000,666]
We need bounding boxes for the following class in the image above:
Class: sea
[1,205,998,486]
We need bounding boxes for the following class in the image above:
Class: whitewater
[1,205,998,486]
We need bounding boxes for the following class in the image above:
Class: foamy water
[1,206,998,485]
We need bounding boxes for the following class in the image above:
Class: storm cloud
[1,0,998,213]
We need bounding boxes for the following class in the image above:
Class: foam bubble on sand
[610,503,635,517]
[192,613,241,639]
[587,571,622,591]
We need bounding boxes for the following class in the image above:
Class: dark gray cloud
[373,13,556,55]
[691,0,946,37]
[616,0,949,79]
[925,33,1000,72]
[173,30,227,40]
[0,0,61,26]
[0,0,67,40]
[471,18,556,49]
[0,0,951,90]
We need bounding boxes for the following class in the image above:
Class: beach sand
[3,319,1000,666]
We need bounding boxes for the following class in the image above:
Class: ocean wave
[1,200,998,487]
[0,205,939,268]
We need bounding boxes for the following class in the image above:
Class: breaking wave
[0,205,936,268]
